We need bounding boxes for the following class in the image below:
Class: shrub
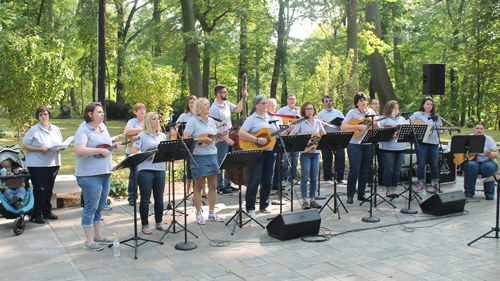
[106,100,134,120]
[0,126,16,138]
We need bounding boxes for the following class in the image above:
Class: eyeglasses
[371,103,380,105]
[219,91,228,94]
[324,99,332,103]
[259,102,268,105]
[305,108,314,111]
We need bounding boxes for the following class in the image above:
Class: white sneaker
[324,180,333,184]
[248,210,256,219]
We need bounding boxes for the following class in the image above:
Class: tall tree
[346,0,358,95]
[180,0,202,97]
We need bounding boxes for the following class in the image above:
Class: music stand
[222,150,262,235]
[270,135,295,212]
[450,135,485,200]
[152,139,198,242]
[468,169,500,246]
[318,132,352,219]
[282,134,311,212]
[109,150,162,259]
[397,124,430,214]
[330,117,344,127]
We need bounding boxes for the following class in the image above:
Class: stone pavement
[1,175,500,281]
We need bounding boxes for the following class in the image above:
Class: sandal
[142,227,153,235]
[155,224,168,231]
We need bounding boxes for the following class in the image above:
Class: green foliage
[0,126,17,138]
[106,100,134,120]
[109,156,131,197]
[0,34,73,132]
[122,56,180,115]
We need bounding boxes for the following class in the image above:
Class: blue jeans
[273,153,288,187]
[4,187,26,202]
[284,151,299,181]
[300,153,320,200]
[77,175,111,227]
[416,143,439,183]
[126,156,139,203]
[246,151,274,212]
[465,160,498,197]
[138,170,166,227]
[382,150,405,190]
[216,141,231,191]
[346,144,373,198]
[321,148,346,181]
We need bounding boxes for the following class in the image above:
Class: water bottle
[422,188,427,201]
[0,167,6,177]
[113,237,120,257]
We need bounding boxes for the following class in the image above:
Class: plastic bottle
[113,237,120,257]
[0,167,6,177]
[422,188,427,201]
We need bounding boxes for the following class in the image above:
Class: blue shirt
[184,115,218,155]
[209,100,236,134]
[316,109,344,133]
[74,122,113,177]
[276,105,301,120]
[474,134,498,163]
[176,112,195,124]
[378,116,407,151]
[125,118,143,154]
[292,118,325,154]
[343,108,376,145]
[132,132,167,171]
[241,112,279,152]
[23,123,63,167]
[409,111,443,145]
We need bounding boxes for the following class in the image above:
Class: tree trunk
[392,6,404,91]
[238,15,248,102]
[270,0,286,102]
[36,0,45,26]
[202,45,210,98]
[153,0,162,57]
[70,87,77,112]
[180,0,203,97]
[365,1,396,108]
[48,0,54,28]
[346,0,358,95]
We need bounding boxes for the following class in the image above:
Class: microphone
[428,114,439,120]
[269,120,280,124]
[164,122,177,129]
[400,111,413,116]
[365,114,376,118]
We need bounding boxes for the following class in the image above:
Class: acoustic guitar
[347,111,400,137]
[302,133,322,153]
[239,117,306,151]
[453,147,499,165]
[96,137,139,158]
[412,120,461,135]
[198,127,235,147]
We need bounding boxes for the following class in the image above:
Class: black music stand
[361,127,398,209]
[153,139,198,242]
[283,134,311,212]
[318,132,353,219]
[468,169,500,246]
[397,124,430,214]
[109,150,162,259]
[270,135,295,211]
[450,135,485,201]
[222,150,262,235]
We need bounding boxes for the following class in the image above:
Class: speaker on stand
[423,63,445,96]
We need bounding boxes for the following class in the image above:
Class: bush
[0,126,16,138]
[106,100,134,120]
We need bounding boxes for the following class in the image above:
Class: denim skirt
[190,154,220,179]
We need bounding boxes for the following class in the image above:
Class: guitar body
[239,128,276,151]
[453,153,476,165]
[127,135,137,148]
[348,117,373,137]
[302,133,321,153]
[96,137,138,158]
[281,116,297,125]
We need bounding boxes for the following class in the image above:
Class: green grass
[0,118,128,175]
[1,117,499,175]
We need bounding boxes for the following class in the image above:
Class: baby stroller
[0,145,33,235]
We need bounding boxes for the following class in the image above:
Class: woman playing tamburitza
[183,98,231,224]
[130,112,168,234]
[378,100,407,198]
[289,102,326,209]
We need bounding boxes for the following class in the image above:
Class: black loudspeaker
[420,191,466,216]
[266,209,321,240]
[423,63,445,95]
[425,152,457,184]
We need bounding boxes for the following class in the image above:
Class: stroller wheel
[13,217,25,235]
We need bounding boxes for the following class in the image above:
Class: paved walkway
[1,175,500,281]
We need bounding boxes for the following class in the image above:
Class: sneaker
[83,242,104,251]
[302,201,311,210]
[434,183,442,193]
[309,201,322,209]
[93,237,114,245]
[9,195,20,205]
[196,215,206,225]
[259,208,271,214]
[324,180,333,185]
[248,210,256,219]
[336,179,347,185]
[43,212,58,220]
[217,188,233,195]
[102,204,112,210]
[415,184,424,193]
[207,213,224,222]
[14,202,24,209]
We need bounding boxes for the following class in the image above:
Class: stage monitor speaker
[423,63,445,96]
[266,209,321,240]
[420,191,466,216]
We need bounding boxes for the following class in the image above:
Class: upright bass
[225,73,250,184]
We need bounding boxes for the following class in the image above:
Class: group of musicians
[122,87,498,229]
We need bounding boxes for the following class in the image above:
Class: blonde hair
[142,112,160,135]
[193,98,209,115]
